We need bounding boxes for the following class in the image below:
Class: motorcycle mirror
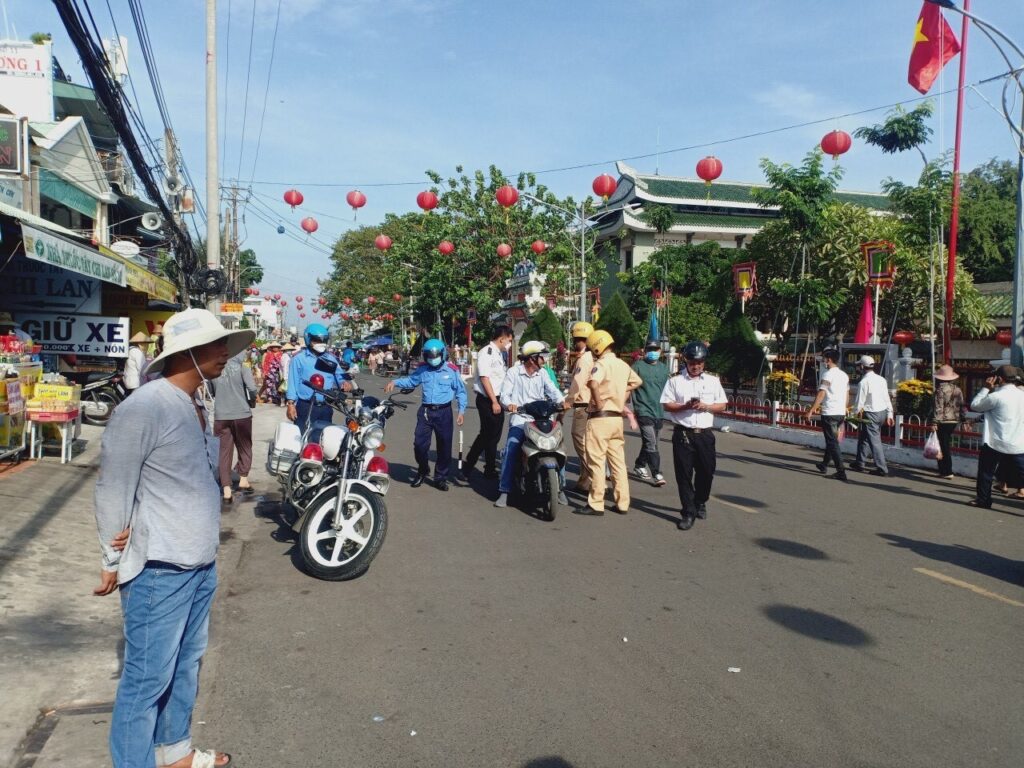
[314,357,338,374]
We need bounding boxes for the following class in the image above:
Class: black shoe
[833,474,849,483]
[966,498,992,509]
[696,503,707,520]
[455,470,469,483]
[815,462,828,474]
[436,480,450,492]
[677,512,695,530]
[572,505,604,516]
[483,469,499,479]
[849,462,865,472]
[410,473,426,488]
[871,469,888,477]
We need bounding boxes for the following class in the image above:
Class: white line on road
[914,567,1024,608]
[712,496,760,514]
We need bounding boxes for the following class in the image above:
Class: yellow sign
[127,310,174,340]
[221,303,245,315]
[98,244,178,303]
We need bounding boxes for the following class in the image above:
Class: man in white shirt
[123,332,151,393]
[460,325,513,482]
[850,355,894,477]
[806,348,850,482]
[660,341,728,531]
[968,364,1024,509]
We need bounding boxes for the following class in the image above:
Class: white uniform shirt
[473,341,508,397]
[660,371,728,429]
[123,345,148,390]
[855,369,893,418]
[819,366,850,416]
[970,384,1024,454]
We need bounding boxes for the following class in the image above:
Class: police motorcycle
[512,399,568,522]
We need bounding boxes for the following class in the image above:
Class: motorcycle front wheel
[544,466,559,522]
[298,485,387,580]
[82,388,119,426]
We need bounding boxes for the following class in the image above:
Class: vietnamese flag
[908,2,961,94]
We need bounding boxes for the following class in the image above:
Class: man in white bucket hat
[94,308,252,768]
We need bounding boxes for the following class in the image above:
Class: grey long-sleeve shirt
[94,377,222,584]
[212,352,257,421]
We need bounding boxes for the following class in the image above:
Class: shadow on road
[717,493,768,508]
[755,537,829,560]
[522,758,575,768]
[762,604,873,646]
[878,533,1024,588]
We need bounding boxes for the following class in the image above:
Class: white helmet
[520,340,546,357]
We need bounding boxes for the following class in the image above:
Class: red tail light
[301,443,324,462]
[366,456,389,474]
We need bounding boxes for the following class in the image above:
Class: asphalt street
[193,376,1021,767]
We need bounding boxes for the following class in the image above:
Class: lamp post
[926,0,1024,367]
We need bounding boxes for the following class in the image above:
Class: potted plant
[896,378,934,418]
[765,371,800,403]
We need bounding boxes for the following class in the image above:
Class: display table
[27,409,81,464]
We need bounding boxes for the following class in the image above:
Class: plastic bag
[923,431,942,460]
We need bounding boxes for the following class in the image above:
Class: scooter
[64,371,127,426]
[514,400,567,521]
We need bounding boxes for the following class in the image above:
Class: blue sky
[9,0,1022,323]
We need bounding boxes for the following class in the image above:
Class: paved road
[190,375,1024,768]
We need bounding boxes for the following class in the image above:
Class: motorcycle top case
[267,421,303,476]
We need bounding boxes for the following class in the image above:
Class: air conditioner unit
[141,212,164,231]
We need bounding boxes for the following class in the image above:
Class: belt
[675,425,706,433]
[572,403,589,409]
[588,410,622,418]
[422,402,451,410]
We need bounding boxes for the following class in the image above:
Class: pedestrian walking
[212,350,257,503]
[93,307,251,768]
[123,331,151,394]
[660,341,728,530]
[494,340,567,508]
[807,348,850,482]
[261,341,284,405]
[565,321,595,493]
[385,338,467,491]
[460,325,513,482]
[967,364,1024,509]
[928,364,966,479]
[285,324,353,439]
[631,340,669,486]
[572,330,642,517]
[850,355,894,477]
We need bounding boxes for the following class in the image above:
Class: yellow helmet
[571,321,595,340]
[586,330,614,356]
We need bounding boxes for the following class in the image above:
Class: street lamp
[926,0,1024,367]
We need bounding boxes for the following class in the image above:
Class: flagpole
[942,0,970,365]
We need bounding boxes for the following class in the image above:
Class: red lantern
[368,296,377,305]
[393,293,402,302]
[417,191,438,211]
[283,189,303,209]
[300,217,319,234]
[592,173,617,201]
[341,313,349,320]
[321,314,329,319]
[299,312,306,318]
[438,240,455,255]
[343,297,352,306]
[696,156,723,185]
[296,304,303,311]
[274,293,281,300]
[318,297,327,306]
[995,329,1012,346]
[531,240,547,255]
[280,300,287,306]
[496,243,512,258]
[495,185,519,208]
[346,189,367,210]
[821,130,852,161]
[374,234,393,251]
[252,289,259,296]
[892,330,916,346]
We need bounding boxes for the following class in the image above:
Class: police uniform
[660,369,728,523]
[393,363,468,483]
[583,352,642,513]
[285,349,352,435]
[566,349,595,490]
[464,340,508,477]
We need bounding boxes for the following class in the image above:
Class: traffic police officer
[386,338,467,491]
[573,330,642,516]
[285,323,353,438]
[660,341,728,530]
[565,321,595,492]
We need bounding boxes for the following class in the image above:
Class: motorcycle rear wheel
[82,388,119,426]
[544,466,559,522]
[299,485,387,580]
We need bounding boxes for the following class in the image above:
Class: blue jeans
[111,562,217,768]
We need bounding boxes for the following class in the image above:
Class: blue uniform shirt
[394,364,468,413]
[342,347,356,366]
[286,349,352,402]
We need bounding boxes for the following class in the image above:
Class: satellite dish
[162,176,183,196]
[141,212,164,231]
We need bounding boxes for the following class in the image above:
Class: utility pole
[164,128,188,303]
[205,0,220,314]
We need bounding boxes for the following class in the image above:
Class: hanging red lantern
[299,312,306,318]
[343,297,352,306]
[300,217,319,234]
[416,191,438,211]
[352,313,361,321]
[496,243,512,258]
[531,240,547,255]
[341,312,349,320]
[592,173,617,201]
[438,240,455,255]
[274,293,281,300]
[296,304,303,311]
[367,296,377,305]
[892,330,916,346]
[346,189,367,211]
[393,293,402,302]
[252,289,259,296]
[318,297,327,306]
[280,300,287,306]
[495,185,519,208]
[374,234,393,251]
[283,189,303,209]
[321,314,329,319]
[821,130,852,161]
[995,329,1012,346]
[696,156,723,185]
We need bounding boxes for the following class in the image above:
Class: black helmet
[683,341,708,361]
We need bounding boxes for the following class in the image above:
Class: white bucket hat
[146,308,255,374]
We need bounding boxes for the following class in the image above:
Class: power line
[234,0,256,181]
[246,0,282,186]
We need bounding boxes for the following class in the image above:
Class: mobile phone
[688,396,700,406]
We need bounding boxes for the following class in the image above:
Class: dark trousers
[296,399,333,443]
[635,416,663,474]
[672,426,716,514]
[976,444,1024,507]
[464,392,505,475]
[821,415,846,475]
[936,422,957,476]
[414,403,454,480]
[214,416,253,488]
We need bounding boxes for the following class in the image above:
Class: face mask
[311,343,327,354]
[426,355,443,368]
[645,351,661,362]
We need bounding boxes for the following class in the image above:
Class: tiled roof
[672,211,773,229]
[977,292,1013,317]
[636,176,890,211]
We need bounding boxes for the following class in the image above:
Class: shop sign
[15,313,131,357]
[103,287,149,313]
[0,116,26,175]
[0,41,54,122]
[39,167,95,217]
[0,175,24,208]
[221,303,244,316]
[0,258,102,314]
[22,224,125,286]
[127,310,173,339]
[120,257,177,303]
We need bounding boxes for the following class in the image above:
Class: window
[624,248,633,271]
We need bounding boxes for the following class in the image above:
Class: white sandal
[186,749,232,768]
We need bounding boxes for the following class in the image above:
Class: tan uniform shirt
[567,350,595,406]
[588,353,642,412]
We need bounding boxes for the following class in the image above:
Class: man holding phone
[968,364,1024,509]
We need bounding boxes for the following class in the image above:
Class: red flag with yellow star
[908,2,961,94]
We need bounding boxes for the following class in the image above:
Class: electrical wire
[246,0,282,186]
[234,0,257,182]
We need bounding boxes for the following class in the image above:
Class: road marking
[914,567,1024,608]
[712,496,760,514]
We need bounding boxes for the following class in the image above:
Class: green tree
[520,306,565,348]
[708,301,765,391]
[595,292,643,352]
[958,159,1018,282]
[237,248,263,292]
[667,294,721,349]
[854,102,934,167]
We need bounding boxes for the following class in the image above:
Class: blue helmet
[422,338,447,367]
[304,323,330,350]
